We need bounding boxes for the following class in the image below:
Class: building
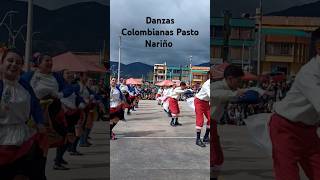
[153,63,209,85]
[210,16,320,76]
[153,63,167,83]
[191,66,210,85]
[258,16,320,75]
[166,66,190,83]
[211,17,256,69]
[260,28,311,75]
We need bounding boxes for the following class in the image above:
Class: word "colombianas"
[145,17,174,24]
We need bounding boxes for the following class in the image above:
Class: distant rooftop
[211,17,255,28]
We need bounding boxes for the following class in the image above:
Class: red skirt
[0,134,40,166]
[110,106,125,120]
[168,98,180,115]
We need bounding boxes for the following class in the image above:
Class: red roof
[52,52,105,73]
[126,78,143,85]
[242,72,258,81]
[155,80,174,87]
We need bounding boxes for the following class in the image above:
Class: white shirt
[30,71,59,99]
[120,84,128,93]
[110,87,122,108]
[166,88,174,97]
[274,56,320,125]
[196,79,210,101]
[211,79,238,121]
[163,89,169,97]
[169,87,186,100]
[0,79,32,145]
[79,82,91,104]
[61,92,78,110]
[157,88,163,95]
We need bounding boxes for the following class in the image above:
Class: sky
[212,0,319,17]
[110,0,210,66]
[17,0,109,9]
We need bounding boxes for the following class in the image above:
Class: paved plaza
[46,100,309,180]
[110,100,287,180]
[46,121,109,180]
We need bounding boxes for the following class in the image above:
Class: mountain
[110,61,153,79]
[108,61,210,79]
[268,1,320,17]
[196,62,210,67]
[0,0,109,54]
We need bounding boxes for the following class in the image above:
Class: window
[211,46,222,58]
[230,28,240,39]
[213,26,223,39]
[230,47,242,60]
[229,28,253,40]
[239,28,253,40]
[266,43,293,56]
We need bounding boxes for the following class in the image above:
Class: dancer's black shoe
[196,139,206,147]
[203,136,210,144]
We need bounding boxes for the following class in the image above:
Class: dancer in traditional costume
[210,65,245,180]
[78,73,98,147]
[59,70,86,158]
[0,49,46,180]
[194,79,210,147]
[110,77,124,140]
[269,38,320,180]
[22,54,73,171]
[128,84,136,112]
[168,82,188,126]
[156,87,164,105]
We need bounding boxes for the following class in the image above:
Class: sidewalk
[46,121,109,180]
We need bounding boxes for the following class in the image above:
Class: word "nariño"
[145,40,173,48]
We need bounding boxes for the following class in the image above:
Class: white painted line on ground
[119,136,196,139]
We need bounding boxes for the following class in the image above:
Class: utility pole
[179,65,182,81]
[117,35,121,83]
[257,0,262,75]
[189,55,192,85]
[25,0,33,71]
[222,10,231,63]
[241,40,245,70]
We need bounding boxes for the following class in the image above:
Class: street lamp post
[257,0,262,75]
[117,35,121,83]
[189,55,192,85]
[25,0,33,71]
[241,40,245,70]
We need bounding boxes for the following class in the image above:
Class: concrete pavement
[44,100,309,180]
[111,100,210,180]
[46,121,109,180]
[111,100,308,180]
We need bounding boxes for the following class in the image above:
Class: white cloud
[110,0,210,66]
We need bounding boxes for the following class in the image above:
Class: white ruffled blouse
[0,79,34,146]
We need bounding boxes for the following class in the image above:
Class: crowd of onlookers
[123,78,295,126]
[140,83,158,100]
[221,79,294,126]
